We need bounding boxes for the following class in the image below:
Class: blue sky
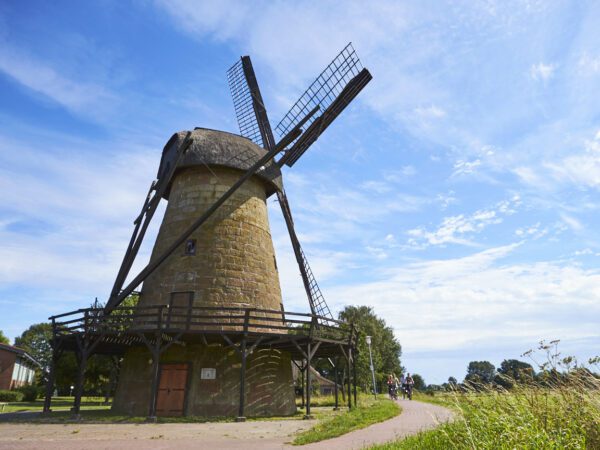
[1,0,599,384]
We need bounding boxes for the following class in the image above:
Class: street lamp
[69,385,74,397]
[366,336,377,398]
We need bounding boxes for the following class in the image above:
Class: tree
[498,359,534,381]
[0,330,9,345]
[411,373,426,391]
[14,323,53,370]
[466,360,496,384]
[338,306,402,392]
[13,321,119,395]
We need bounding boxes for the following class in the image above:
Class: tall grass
[293,395,401,445]
[375,347,600,449]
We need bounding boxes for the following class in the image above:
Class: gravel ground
[0,400,452,449]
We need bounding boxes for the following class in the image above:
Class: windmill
[45,43,371,420]
[105,43,371,321]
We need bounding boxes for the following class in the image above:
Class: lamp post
[366,336,377,398]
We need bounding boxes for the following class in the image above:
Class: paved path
[0,400,452,449]
[302,399,453,449]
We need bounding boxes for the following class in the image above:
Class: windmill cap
[158,128,283,198]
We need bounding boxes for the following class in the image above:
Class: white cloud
[560,213,584,232]
[0,133,160,303]
[545,137,600,189]
[515,222,547,239]
[407,197,519,248]
[360,180,393,194]
[327,244,600,357]
[437,191,457,210]
[0,42,116,118]
[414,104,446,119]
[578,53,600,75]
[383,166,417,182]
[452,159,482,176]
[530,62,556,82]
[366,245,388,260]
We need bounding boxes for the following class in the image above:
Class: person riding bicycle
[399,373,407,399]
[386,374,397,400]
[405,373,415,400]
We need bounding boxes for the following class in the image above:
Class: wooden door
[156,363,188,416]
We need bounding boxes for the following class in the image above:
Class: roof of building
[0,343,42,368]
[292,363,341,387]
[159,128,283,199]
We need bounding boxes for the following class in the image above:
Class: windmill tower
[49,44,371,420]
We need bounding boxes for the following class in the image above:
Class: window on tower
[184,239,196,256]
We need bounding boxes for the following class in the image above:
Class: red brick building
[0,343,40,390]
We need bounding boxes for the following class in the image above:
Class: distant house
[0,343,41,390]
[292,363,340,396]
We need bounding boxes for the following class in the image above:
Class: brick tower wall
[138,165,283,311]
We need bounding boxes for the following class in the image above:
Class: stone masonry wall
[139,165,283,312]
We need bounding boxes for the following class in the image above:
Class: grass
[292,394,401,445]
[1,396,111,414]
[296,394,342,408]
[0,395,313,423]
[371,371,600,449]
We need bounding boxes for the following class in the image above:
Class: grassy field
[372,373,600,449]
[293,394,401,445]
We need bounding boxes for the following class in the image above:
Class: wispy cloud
[545,136,600,189]
[515,222,548,239]
[414,104,446,119]
[530,62,557,82]
[0,42,116,118]
[0,132,161,306]
[578,52,600,75]
[452,159,482,176]
[407,196,520,248]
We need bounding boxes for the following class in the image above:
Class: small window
[184,239,196,256]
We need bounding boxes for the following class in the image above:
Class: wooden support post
[236,309,250,422]
[300,364,306,409]
[347,348,352,410]
[147,335,161,421]
[304,342,312,419]
[333,364,339,410]
[147,306,164,421]
[237,336,247,422]
[43,339,60,413]
[71,349,88,418]
[352,349,357,407]
[340,367,346,403]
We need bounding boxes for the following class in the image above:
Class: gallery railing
[49,305,355,344]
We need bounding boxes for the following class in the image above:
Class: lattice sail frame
[227,59,264,148]
[226,43,371,324]
[275,43,363,143]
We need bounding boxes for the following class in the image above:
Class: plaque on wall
[201,368,216,379]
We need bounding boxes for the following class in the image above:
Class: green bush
[0,390,24,402]
[17,385,42,402]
